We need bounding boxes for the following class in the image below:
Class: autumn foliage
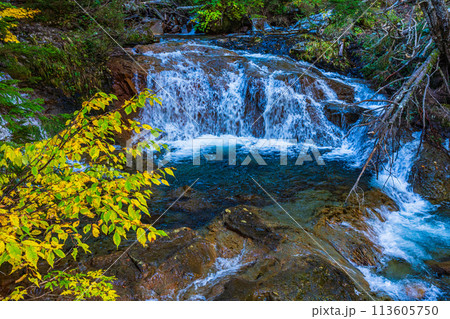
[0,3,40,43]
[0,91,172,300]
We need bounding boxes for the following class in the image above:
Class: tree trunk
[419,0,450,70]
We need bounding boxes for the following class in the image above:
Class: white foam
[176,245,248,300]
[359,267,442,301]
[357,133,450,299]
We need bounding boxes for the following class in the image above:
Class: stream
[121,37,449,300]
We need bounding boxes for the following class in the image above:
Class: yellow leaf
[92,226,100,238]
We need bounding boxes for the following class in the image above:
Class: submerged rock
[168,186,214,213]
[405,283,427,300]
[222,206,283,249]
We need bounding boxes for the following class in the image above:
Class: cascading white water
[356,133,450,300]
[139,41,378,147]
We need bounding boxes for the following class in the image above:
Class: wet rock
[78,205,372,301]
[380,258,417,280]
[226,194,267,205]
[313,190,397,266]
[137,238,217,300]
[324,102,363,128]
[324,79,356,103]
[215,255,368,301]
[345,189,398,211]
[405,283,427,300]
[168,186,214,213]
[222,205,283,249]
[409,142,450,205]
[425,259,450,276]
[147,19,164,35]
[108,55,148,104]
[315,205,382,266]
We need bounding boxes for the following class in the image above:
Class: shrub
[0,90,172,300]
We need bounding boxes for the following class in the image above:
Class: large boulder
[215,255,367,301]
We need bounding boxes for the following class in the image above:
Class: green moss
[290,36,350,71]
[0,36,111,98]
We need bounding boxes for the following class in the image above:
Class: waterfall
[138,41,379,147]
[134,39,447,300]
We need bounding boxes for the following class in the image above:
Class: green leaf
[71,248,78,261]
[101,224,108,235]
[83,224,91,234]
[6,241,21,260]
[136,228,146,246]
[113,232,121,248]
[164,168,175,177]
[25,245,38,267]
[54,249,66,258]
[0,252,10,267]
[47,251,55,267]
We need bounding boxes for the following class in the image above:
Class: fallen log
[347,49,440,200]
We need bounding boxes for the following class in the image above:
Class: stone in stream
[167,185,214,213]
[222,205,283,249]
[425,259,450,276]
[215,255,364,301]
[405,283,427,300]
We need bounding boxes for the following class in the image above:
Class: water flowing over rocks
[108,40,373,146]
[81,205,373,300]
[102,37,450,300]
[314,190,398,267]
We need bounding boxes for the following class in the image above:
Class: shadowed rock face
[409,142,450,206]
